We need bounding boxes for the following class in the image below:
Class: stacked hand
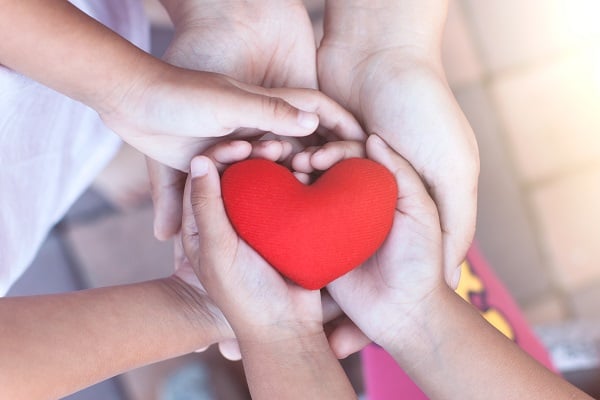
[151,0,479,361]
[318,1,479,283]
[149,0,365,239]
[293,136,446,351]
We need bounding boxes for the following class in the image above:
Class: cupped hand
[318,28,479,286]
[171,139,296,345]
[148,0,365,239]
[180,151,325,343]
[164,0,318,88]
[294,136,446,350]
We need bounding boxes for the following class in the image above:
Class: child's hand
[180,141,325,345]
[101,67,365,172]
[145,0,368,241]
[171,139,295,340]
[181,139,358,399]
[293,136,445,354]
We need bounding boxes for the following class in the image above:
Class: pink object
[362,243,555,399]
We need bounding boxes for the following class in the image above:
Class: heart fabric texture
[221,158,398,290]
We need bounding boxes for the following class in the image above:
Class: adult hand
[318,0,479,286]
[149,0,365,239]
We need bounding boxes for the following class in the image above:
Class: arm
[240,330,353,399]
[0,0,151,113]
[296,137,590,399]
[0,0,364,172]
[0,277,226,400]
[383,287,591,400]
[181,144,357,399]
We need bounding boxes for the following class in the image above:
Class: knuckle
[264,96,295,121]
[190,191,218,212]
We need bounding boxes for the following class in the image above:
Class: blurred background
[7,0,600,398]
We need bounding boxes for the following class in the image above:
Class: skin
[181,149,357,399]
[0,278,228,399]
[151,0,366,240]
[318,0,480,285]
[293,136,592,400]
[0,0,364,171]
[0,138,349,399]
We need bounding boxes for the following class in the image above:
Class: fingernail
[297,111,319,130]
[313,148,325,159]
[451,266,462,289]
[190,157,208,178]
[370,134,386,148]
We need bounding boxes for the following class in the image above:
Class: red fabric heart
[221,158,398,290]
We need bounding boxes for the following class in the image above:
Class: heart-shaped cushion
[221,158,398,289]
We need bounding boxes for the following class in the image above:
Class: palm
[328,203,442,343]
[219,241,323,329]
[164,0,317,88]
[144,1,321,238]
[318,47,479,279]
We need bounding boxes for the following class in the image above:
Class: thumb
[186,156,236,266]
[224,87,320,137]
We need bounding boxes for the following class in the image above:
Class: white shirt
[0,0,150,295]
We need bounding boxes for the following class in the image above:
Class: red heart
[221,158,398,290]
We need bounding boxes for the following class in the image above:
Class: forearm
[0,0,163,114]
[240,330,357,399]
[0,277,222,400]
[383,288,592,400]
[323,0,448,58]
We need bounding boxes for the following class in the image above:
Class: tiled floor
[8,0,600,398]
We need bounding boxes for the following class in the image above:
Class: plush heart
[221,158,398,290]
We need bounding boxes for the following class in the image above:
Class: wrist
[160,0,286,30]
[159,276,231,344]
[378,286,472,362]
[323,0,448,62]
[235,319,326,346]
[239,328,331,359]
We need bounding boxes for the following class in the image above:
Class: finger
[366,135,438,217]
[218,339,242,361]
[223,87,320,138]
[146,157,186,240]
[280,141,294,162]
[367,134,471,287]
[291,146,320,173]
[201,140,252,172]
[249,140,292,162]
[183,156,236,269]
[326,318,372,359]
[235,84,366,141]
[310,141,366,171]
[181,175,199,261]
[276,88,367,141]
[293,172,311,184]
[173,234,185,271]
[432,180,478,288]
